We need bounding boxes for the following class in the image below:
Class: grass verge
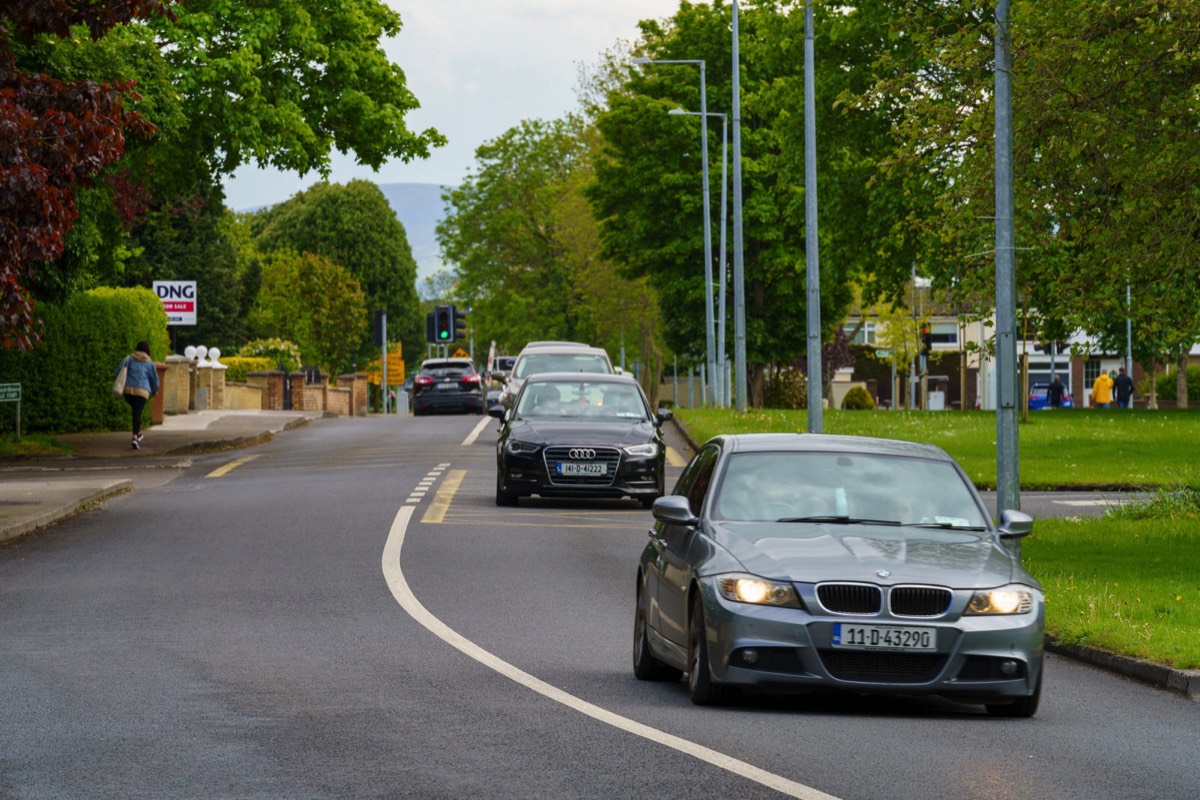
[0,433,73,457]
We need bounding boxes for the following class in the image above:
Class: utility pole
[804,1,823,431]
[994,0,1020,515]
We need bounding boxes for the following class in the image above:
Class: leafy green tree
[438,118,591,352]
[249,249,366,375]
[858,1,1200,406]
[252,180,421,366]
[589,1,926,405]
[121,189,247,351]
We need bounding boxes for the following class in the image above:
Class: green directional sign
[0,383,20,402]
[874,349,892,358]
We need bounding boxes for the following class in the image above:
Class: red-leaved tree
[0,0,170,349]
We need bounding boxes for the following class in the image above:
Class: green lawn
[674,407,1200,670]
[676,407,1199,489]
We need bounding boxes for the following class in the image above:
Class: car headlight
[505,439,540,455]
[716,575,803,608]
[623,443,658,457]
[965,586,1035,615]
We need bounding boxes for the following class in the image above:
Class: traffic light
[425,311,436,343]
[452,305,468,342]
[921,323,933,356]
[434,305,453,342]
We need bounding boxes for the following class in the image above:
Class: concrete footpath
[0,409,328,544]
[1,410,1197,703]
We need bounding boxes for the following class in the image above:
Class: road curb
[0,479,132,544]
[1046,637,1200,701]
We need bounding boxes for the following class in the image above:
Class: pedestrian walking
[1047,374,1066,409]
[116,340,159,449]
[1114,366,1135,409]
[1090,369,1114,409]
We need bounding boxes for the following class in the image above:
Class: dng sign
[153,280,197,326]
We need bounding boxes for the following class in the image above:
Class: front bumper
[498,449,662,500]
[698,581,1044,701]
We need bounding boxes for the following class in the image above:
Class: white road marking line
[381,505,839,800]
[463,417,491,447]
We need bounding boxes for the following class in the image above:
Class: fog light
[1000,660,1018,676]
[741,648,759,665]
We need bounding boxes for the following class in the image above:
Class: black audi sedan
[490,373,670,508]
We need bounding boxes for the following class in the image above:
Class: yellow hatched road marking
[205,454,259,478]
[665,446,687,467]
[421,469,466,524]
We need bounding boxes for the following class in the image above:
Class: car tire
[985,670,1042,718]
[687,593,729,706]
[633,583,682,682]
[495,471,518,507]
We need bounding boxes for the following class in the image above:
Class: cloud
[222,0,680,210]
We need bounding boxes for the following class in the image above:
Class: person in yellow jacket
[1090,370,1114,409]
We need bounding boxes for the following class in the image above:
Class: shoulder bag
[112,356,129,398]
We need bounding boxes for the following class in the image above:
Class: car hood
[509,418,656,447]
[710,521,1017,588]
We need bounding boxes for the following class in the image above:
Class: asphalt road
[2,415,1197,799]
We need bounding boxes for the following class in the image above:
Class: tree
[438,118,591,352]
[588,2,927,406]
[249,249,366,375]
[252,180,422,366]
[858,1,1200,399]
[0,0,171,349]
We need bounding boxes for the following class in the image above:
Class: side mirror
[487,404,506,419]
[651,495,698,526]
[997,509,1033,539]
[656,408,673,425]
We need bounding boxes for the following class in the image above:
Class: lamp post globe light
[669,108,729,407]
[633,56,716,406]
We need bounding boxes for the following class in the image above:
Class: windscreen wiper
[776,515,901,526]
[908,521,988,531]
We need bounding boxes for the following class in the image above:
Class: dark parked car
[411,358,484,416]
[634,433,1044,716]
[491,373,670,508]
[1028,382,1073,410]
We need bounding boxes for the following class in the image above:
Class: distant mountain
[376,182,451,284]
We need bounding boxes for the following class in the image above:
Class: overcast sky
[220,0,682,211]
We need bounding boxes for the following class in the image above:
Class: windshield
[713,451,988,528]
[514,353,611,379]
[421,362,474,378]
[516,381,647,420]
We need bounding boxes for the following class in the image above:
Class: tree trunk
[749,362,765,408]
[1177,351,1189,409]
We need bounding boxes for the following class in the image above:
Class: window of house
[932,322,958,346]
[1084,359,1102,390]
[843,322,876,346]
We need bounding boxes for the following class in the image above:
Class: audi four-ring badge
[489,372,670,508]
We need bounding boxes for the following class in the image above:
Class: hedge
[221,356,275,383]
[0,287,169,432]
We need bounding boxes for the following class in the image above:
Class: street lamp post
[732,1,747,412]
[671,108,729,407]
[633,57,716,406]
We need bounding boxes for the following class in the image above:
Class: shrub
[841,385,877,410]
[1154,365,1200,402]
[0,287,168,432]
[221,357,275,383]
[764,367,808,409]
[237,338,302,372]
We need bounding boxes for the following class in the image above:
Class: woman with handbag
[115,340,159,450]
